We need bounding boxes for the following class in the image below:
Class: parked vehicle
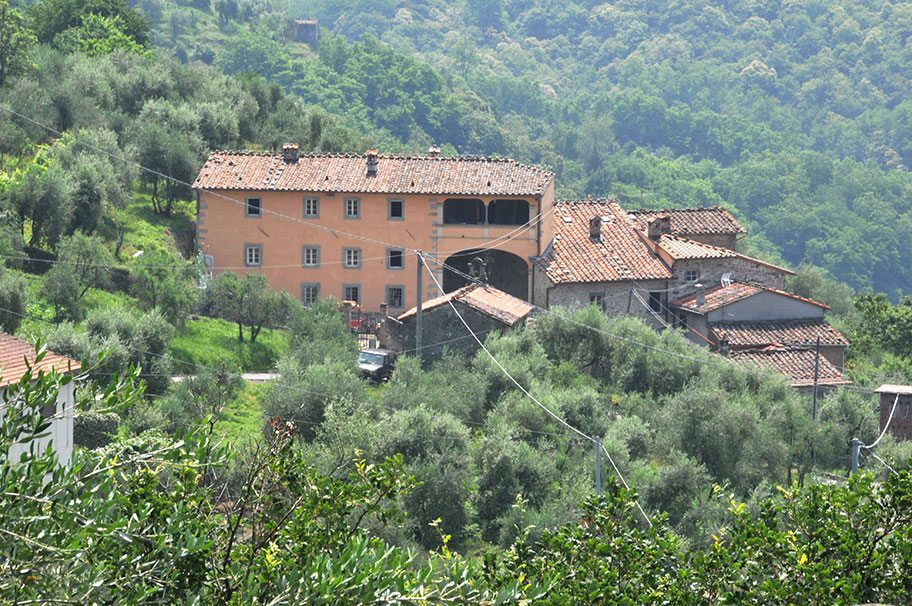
[358,348,397,381]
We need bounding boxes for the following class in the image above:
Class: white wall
[2,381,75,466]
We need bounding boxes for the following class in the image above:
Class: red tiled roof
[0,332,80,388]
[655,235,794,275]
[730,346,850,387]
[657,235,738,260]
[397,284,535,326]
[538,200,674,284]
[671,282,829,314]
[193,151,554,197]
[710,320,849,348]
[629,207,746,235]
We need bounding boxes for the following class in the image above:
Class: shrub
[0,269,27,332]
[73,411,120,449]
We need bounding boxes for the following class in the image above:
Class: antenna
[721,272,733,287]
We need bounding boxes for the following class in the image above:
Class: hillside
[132,0,912,298]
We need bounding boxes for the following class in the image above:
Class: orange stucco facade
[196,183,555,313]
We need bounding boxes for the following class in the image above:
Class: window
[343,284,360,304]
[685,269,699,282]
[246,197,261,217]
[673,313,688,329]
[345,197,360,218]
[301,283,320,305]
[304,197,319,218]
[388,199,404,220]
[387,248,404,269]
[244,244,262,267]
[302,245,320,267]
[648,291,662,313]
[386,285,404,308]
[589,292,606,311]
[343,248,361,268]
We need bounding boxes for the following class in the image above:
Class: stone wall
[686,233,738,250]
[671,256,787,293]
[532,265,670,329]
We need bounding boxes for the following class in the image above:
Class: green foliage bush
[73,410,120,449]
[0,268,26,332]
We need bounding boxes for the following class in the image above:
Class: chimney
[427,145,441,157]
[365,149,379,176]
[648,215,671,241]
[695,283,706,307]
[282,143,299,163]
[589,216,601,240]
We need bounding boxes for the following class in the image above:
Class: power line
[0,251,394,272]
[417,253,653,526]
[0,104,558,262]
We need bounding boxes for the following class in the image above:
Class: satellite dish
[721,272,733,287]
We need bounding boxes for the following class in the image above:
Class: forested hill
[4,0,912,297]
[154,0,912,297]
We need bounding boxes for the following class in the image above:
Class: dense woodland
[3,0,912,602]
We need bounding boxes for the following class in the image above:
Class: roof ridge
[209,149,549,166]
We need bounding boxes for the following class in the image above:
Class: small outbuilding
[381,283,536,363]
[874,384,912,441]
[1,332,79,465]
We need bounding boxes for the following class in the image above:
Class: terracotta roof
[710,320,849,348]
[538,200,674,284]
[193,151,554,197]
[657,235,739,260]
[629,207,746,235]
[0,333,80,388]
[654,235,794,275]
[671,282,829,314]
[730,346,850,387]
[397,284,535,326]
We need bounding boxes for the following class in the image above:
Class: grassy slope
[169,316,288,373]
[213,382,268,447]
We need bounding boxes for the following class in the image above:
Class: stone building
[532,200,675,329]
[292,19,319,45]
[875,385,912,441]
[670,282,850,387]
[531,199,790,328]
[382,283,535,363]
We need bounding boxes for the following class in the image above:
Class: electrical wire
[862,393,899,450]
[418,253,653,526]
[0,251,395,271]
[0,104,559,261]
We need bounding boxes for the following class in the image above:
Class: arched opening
[443,198,485,224]
[442,248,529,301]
[488,199,530,225]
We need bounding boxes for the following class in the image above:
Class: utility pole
[595,436,602,496]
[811,336,821,421]
[416,250,423,355]
[850,438,862,474]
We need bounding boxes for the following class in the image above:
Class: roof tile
[0,333,80,388]
[730,346,850,387]
[193,151,554,197]
[397,284,535,326]
[711,320,849,348]
[671,282,829,314]
[629,207,746,235]
[539,200,674,284]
